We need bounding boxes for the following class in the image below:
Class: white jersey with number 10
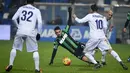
[12,4,42,37]
[75,12,107,39]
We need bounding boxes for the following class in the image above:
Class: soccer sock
[91,50,96,57]
[85,53,97,64]
[110,50,122,62]
[9,49,16,65]
[33,52,39,71]
[101,51,107,62]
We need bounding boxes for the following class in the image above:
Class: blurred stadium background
[0,0,130,44]
[0,0,130,73]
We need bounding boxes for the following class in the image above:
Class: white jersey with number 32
[75,12,107,39]
[12,4,42,37]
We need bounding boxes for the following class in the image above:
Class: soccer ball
[62,57,71,66]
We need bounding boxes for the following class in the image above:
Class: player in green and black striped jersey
[49,7,101,69]
[123,11,130,37]
[49,26,90,65]
[49,7,91,65]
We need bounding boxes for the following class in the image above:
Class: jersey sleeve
[12,7,21,27]
[36,9,43,34]
[124,12,130,28]
[127,11,130,20]
[75,14,90,23]
[53,41,59,50]
[64,23,71,33]
[124,19,130,28]
[64,7,72,33]
[103,17,108,35]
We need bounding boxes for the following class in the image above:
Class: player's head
[27,0,34,4]
[54,26,61,37]
[90,4,98,12]
[105,10,113,20]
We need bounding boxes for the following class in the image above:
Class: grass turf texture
[0,40,130,73]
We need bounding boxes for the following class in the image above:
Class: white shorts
[12,34,38,52]
[83,38,112,54]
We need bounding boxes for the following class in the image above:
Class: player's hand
[36,33,40,41]
[68,7,72,12]
[72,14,77,19]
[49,61,53,65]
[123,28,127,32]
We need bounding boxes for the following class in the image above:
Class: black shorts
[74,47,84,60]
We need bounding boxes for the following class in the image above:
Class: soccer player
[123,11,130,60]
[92,10,113,65]
[49,7,101,69]
[73,4,128,70]
[5,0,42,72]
[123,11,130,33]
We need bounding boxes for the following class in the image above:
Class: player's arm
[123,12,130,32]
[49,41,59,65]
[124,19,130,28]
[103,18,108,35]
[64,7,72,33]
[12,8,21,27]
[37,9,43,34]
[73,14,89,23]
[36,9,43,40]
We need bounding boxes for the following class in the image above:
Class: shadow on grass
[1,68,33,73]
[48,64,92,67]
[71,64,102,71]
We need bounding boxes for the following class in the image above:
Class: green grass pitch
[0,40,130,73]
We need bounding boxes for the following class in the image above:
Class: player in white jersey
[91,10,113,65]
[6,0,42,73]
[73,4,128,70]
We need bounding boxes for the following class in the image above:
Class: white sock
[9,49,16,65]
[85,53,97,64]
[91,50,96,57]
[101,51,107,62]
[110,50,122,62]
[33,52,39,70]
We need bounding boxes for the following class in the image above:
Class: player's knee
[11,49,16,53]
[108,49,113,54]
[82,56,88,61]
[33,52,39,59]
[102,51,107,55]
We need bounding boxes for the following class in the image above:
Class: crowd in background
[0,0,130,25]
[0,0,130,43]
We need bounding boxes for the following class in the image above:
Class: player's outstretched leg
[109,50,128,70]
[81,56,100,66]
[6,49,16,72]
[33,51,42,73]
[101,51,107,65]
[85,53,101,69]
[119,62,128,70]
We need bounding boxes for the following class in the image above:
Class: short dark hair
[54,26,61,31]
[91,4,98,12]
[27,0,34,4]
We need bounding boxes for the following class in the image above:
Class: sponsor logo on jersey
[59,34,68,44]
